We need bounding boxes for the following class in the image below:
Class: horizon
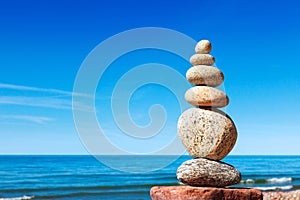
[1,154,300,156]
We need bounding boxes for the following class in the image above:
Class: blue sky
[0,0,300,155]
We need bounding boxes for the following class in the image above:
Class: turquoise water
[0,155,299,199]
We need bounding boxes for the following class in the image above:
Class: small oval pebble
[195,40,212,54]
[185,86,229,107]
[177,108,237,160]
[186,65,224,86]
[190,54,215,66]
[177,158,241,187]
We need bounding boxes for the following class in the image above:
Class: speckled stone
[195,40,212,54]
[177,108,237,160]
[186,65,224,86]
[190,54,215,66]
[185,86,229,107]
[177,158,241,187]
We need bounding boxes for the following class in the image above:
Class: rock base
[150,186,263,200]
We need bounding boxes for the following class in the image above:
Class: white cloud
[0,83,88,97]
[0,96,72,109]
[0,115,54,124]
[0,83,93,112]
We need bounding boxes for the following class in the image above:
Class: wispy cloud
[0,115,54,124]
[0,96,72,109]
[0,83,93,112]
[0,83,88,97]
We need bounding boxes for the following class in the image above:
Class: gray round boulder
[177,158,242,187]
[177,108,237,160]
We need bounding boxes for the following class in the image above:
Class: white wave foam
[267,177,292,183]
[254,185,293,191]
[240,179,255,184]
[0,196,34,200]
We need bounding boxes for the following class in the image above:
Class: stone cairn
[176,39,241,187]
[150,40,263,200]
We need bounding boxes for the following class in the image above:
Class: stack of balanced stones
[177,40,241,187]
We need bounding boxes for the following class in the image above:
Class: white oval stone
[186,65,224,86]
[177,108,237,160]
[195,40,212,54]
[185,86,229,107]
[190,54,215,66]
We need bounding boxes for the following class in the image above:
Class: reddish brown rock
[150,186,263,200]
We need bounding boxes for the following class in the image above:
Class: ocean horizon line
[0,154,299,156]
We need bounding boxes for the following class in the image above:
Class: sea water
[0,155,299,199]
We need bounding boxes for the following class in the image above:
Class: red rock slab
[150,186,263,200]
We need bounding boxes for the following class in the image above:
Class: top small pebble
[195,40,212,54]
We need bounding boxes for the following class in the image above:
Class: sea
[0,155,299,200]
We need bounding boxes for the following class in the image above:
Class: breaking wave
[0,196,34,200]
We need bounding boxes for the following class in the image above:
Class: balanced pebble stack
[150,40,262,200]
[176,40,241,187]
